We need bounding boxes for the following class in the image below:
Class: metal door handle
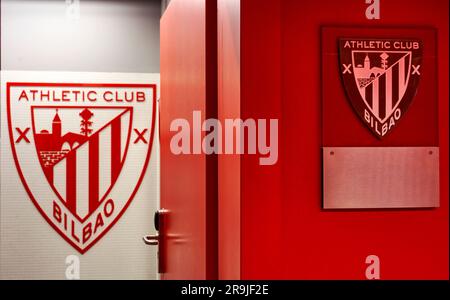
[143,209,168,273]
[143,234,159,245]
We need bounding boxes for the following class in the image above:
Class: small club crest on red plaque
[339,38,422,138]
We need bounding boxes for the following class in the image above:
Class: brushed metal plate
[323,147,440,209]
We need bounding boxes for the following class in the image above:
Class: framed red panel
[321,27,440,209]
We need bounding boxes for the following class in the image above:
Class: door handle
[143,209,168,273]
[143,234,159,245]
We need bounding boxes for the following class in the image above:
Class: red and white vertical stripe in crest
[363,53,410,122]
[53,112,129,219]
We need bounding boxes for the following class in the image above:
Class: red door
[160,0,217,279]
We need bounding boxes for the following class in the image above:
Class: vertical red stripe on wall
[89,133,99,213]
[66,151,77,215]
[111,117,121,184]
[47,167,54,185]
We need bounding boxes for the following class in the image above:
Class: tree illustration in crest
[380,52,389,70]
[80,108,94,137]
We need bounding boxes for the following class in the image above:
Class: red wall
[240,0,284,279]
[219,0,449,279]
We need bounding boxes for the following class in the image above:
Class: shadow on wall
[161,0,170,14]
[1,0,161,72]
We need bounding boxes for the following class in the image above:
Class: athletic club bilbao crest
[7,83,156,253]
[339,38,422,138]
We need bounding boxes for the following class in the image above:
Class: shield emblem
[7,83,156,253]
[339,38,422,138]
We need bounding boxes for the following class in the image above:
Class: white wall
[0,0,161,279]
[1,0,161,72]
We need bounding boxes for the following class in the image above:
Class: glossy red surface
[218,0,242,280]
[160,0,217,279]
